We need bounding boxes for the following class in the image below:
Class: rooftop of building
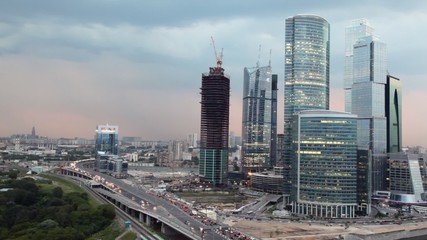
[297,109,357,118]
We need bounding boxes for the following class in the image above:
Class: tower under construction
[199,40,230,186]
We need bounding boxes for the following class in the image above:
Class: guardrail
[62,165,203,240]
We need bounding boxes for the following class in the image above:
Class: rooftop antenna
[269,49,272,68]
[211,36,223,68]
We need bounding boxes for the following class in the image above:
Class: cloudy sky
[0,0,426,147]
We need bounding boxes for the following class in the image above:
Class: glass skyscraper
[95,124,120,172]
[241,63,277,174]
[199,63,230,186]
[290,110,358,218]
[346,20,388,193]
[385,75,402,153]
[344,19,374,112]
[284,15,330,194]
[95,124,119,156]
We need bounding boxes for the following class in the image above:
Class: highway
[74,160,227,240]
[56,174,158,240]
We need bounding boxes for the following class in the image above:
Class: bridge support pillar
[161,222,180,236]
[145,215,152,227]
[139,213,144,222]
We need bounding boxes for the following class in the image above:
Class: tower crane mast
[211,36,223,68]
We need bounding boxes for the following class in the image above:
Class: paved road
[74,161,226,240]
[52,174,157,240]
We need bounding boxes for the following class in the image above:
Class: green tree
[8,171,18,179]
[38,219,59,229]
[52,187,63,199]
[98,204,116,220]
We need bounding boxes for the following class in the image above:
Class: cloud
[0,1,427,148]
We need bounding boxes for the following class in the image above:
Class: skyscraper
[283,14,330,194]
[95,124,119,156]
[346,20,388,193]
[270,74,278,167]
[187,133,199,148]
[290,110,358,218]
[199,57,230,186]
[344,19,375,112]
[31,126,36,137]
[95,124,119,172]
[241,62,277,174]
[385,75,402,153]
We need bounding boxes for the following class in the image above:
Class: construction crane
[211,36,223,68]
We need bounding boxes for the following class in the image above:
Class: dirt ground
[223,217,427,240]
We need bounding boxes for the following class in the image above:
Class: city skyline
[0,1,427,148]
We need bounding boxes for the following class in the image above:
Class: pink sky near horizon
[0,54,424,149]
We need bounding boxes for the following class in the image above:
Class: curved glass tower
[291,110,358,218]
[283,15,330,194]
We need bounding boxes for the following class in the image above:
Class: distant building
[95,124,119,156]
[290,110,358,218]
[250,166,284,194]
[187,133,198,149]
[276,134,284,167]
[96,153,128,178]
[234,136,241,147]
[169,140,184,163]
[229,131,236,148]
[31,126,36,138]
[95,124,123,177]
[126,152,138,162]
[241,62,277,174]
[388,152,425,203]
[199,57,230,186]
[283,15,330,195]
[122,136,143,147]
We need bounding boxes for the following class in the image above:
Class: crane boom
[211,36,223,68]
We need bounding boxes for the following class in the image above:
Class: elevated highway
[60,159,228,240]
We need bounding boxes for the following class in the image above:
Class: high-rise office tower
[241,61,277,174]
[229,131,236,148]
[276,133,284,167]
[344,19,374,112]
[290,110,358,218]
[199,56,230,186]
[95,124,119,156]
[31,126,36,137]
[346,20,388,193]
[385,75,402,153]
[283,15,330,194]
[187,133,199,148]
[270,74,278,167]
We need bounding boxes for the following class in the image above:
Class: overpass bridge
[60,159,226,240]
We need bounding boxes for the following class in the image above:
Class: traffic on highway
[68,159,256,240]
